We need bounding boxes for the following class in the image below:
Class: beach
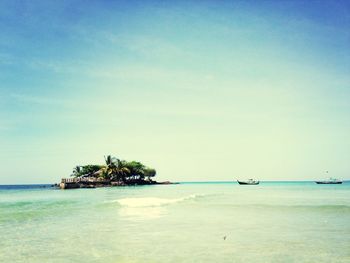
[1,182,349,263]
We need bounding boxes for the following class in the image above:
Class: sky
[0,0,349,184]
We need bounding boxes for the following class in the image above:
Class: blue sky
[0,0,349,184]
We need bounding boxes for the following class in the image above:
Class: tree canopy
[70,155,156,184]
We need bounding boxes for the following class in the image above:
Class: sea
[0,181,349,263]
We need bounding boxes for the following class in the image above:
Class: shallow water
[0,182,349,263]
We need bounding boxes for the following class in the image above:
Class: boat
[237,179,259,185]
[315,178,342,184]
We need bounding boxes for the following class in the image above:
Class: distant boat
[237,179,259,185]
[315,178,342,184]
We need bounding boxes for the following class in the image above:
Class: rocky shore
[59,178,177,189]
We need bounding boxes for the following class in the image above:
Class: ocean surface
[0,181,349,263]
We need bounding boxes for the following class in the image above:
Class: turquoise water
[1,182,349,263]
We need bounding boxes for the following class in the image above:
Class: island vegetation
[59,155,171,189]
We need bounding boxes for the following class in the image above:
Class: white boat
[237,179,259,185]
[315,178,342,184]
[315,171,342,184]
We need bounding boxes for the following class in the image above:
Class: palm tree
[71,166,82,177]
[101,155,130,182]
[114,159,131,182]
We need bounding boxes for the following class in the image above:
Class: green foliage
[71,155,156,184]
[71,165,103,177]
[125,161,146,177]
[71,166,82,177]
[82,165,104,175]
[100,155,131,181]
[144,168,156,178]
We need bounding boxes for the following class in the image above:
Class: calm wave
[1,182,349,263]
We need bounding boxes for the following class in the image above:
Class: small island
[59,155,173,189]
